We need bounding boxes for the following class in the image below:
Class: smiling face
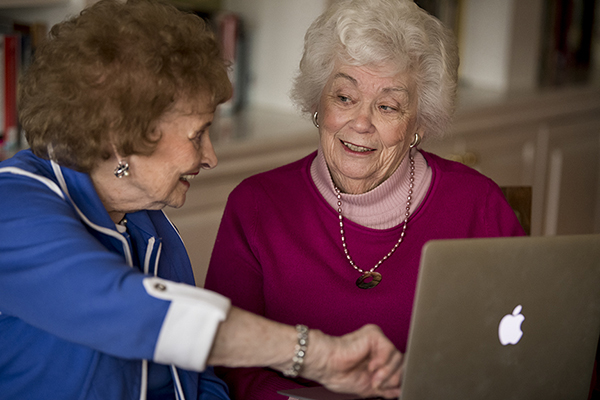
[127,102,217,208]
[92,98,217,223]
[317,64,421,194]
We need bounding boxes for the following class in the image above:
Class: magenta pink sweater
[205,150,525,399]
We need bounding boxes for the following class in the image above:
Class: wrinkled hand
[301,324,403,399]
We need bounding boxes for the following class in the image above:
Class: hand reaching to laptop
[299,324,403,399]
[208,307,402,399]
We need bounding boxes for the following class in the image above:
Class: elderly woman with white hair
[205,0,525,398]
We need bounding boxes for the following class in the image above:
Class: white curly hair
[290,0,459,139]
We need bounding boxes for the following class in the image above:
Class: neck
[109,211,127,225]
[332,176,387,195]
[329,150,410,195]
[311,147,431,229]
[89,158,130,224]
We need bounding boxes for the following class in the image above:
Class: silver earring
[410,132,421,148]
[114,160,130,178]
[312,111,319,128]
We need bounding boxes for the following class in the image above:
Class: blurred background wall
[1,0,599,284]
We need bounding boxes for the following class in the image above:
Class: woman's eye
[380,104,398,112]
[192,130,205,142]
[338,95,351,103]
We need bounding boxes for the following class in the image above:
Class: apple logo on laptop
[498,305,525,345]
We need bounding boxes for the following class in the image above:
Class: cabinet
[421,85,600,237]
[423,123,538,187]
[540,118,600,235]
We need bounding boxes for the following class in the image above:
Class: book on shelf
[3,34,19,151]
[0,16,46,156]
[215,11,248,117]
[539,0,597,87]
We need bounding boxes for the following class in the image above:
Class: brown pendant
[356,271,382,289]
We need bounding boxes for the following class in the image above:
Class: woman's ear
[109,141,130,178]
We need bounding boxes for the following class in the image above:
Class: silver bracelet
[283,324,309,377]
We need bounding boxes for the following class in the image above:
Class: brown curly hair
[19,0,232,172]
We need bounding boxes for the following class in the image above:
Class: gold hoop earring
[312,111,319,128]
[410,132,421,148]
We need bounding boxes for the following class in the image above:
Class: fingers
[371,348,403,390]
[363,325,403,391]
[356,324,403,397]
[301,324,403,398]
[333,324,403,398]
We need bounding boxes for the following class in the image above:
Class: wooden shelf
[0,0,68,7]
[0,0,220,11]
[165,0,221,12]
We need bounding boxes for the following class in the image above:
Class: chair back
[500,186,532,235]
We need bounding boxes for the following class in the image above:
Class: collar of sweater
[310,145,432,230]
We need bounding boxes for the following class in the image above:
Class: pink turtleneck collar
[310,145,432,229]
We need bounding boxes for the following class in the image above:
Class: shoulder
[420,150,508,208]
[245,151,315,183]
[230,152,316,198]
[0,150,66,202]
[423,150,485,177]
[0,150,56,181]
[418,151,524,236]
[422,150,499,190]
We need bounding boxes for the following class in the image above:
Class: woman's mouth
[179,173,198,182]
[341,140,375,153]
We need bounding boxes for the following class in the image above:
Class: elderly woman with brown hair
[205,0,525,398]
[0,1,403,399]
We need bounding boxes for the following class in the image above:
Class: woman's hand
[301,324,403,399]
[208,307,402,398]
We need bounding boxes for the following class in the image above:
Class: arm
[208,306,403,399]
[0,171,228,369]
[1,168,401,398]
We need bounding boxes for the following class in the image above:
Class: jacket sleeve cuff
[143,277,231,371]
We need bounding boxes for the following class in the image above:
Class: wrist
[297,328,333,381]
[283,324,309,377]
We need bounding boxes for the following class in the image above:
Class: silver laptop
[279,234,600,400]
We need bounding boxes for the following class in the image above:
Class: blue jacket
[0,150,231,400]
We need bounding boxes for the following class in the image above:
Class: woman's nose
[351,105,375,134]
[201,136,218,170]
